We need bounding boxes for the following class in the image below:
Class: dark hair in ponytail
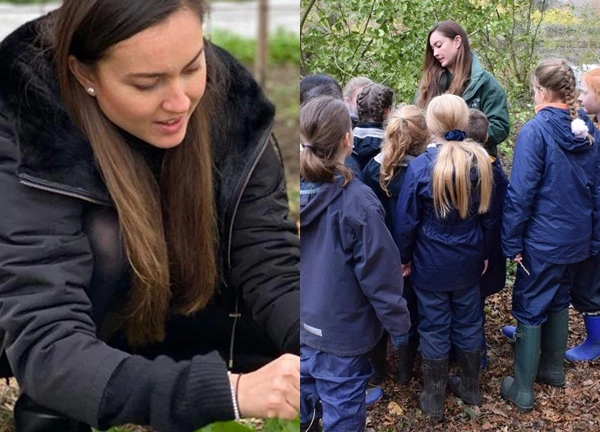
[300,96,353,186]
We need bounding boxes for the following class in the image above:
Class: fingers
[262,354,300,420]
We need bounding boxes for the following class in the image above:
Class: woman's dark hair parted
[52,0,225,346]
[417,20,472,109]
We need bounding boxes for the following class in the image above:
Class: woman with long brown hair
[0,1,299,431]
[416,20,510,157]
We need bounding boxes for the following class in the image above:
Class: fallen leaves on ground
[367,285,600,432]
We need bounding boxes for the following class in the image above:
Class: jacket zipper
[225,122,274,275]
[19,174,109,206]
[223,122,274,369]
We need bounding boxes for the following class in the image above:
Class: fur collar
[0,15,275,205]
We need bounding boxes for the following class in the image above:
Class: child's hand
[513,253,530,275]
[482,259,488,275]
[513,253,523,263]
[402,262,411,277]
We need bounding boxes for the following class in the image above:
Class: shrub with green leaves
[301,0,548,162]
[209,28,300,66]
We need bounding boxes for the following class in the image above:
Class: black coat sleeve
[229,137,300,354]
[0,113,234,432]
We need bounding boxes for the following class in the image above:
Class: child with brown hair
[346,83,394,174]
[466,109,509,369]
[300,96,410,431]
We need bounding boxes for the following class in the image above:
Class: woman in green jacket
[416,20,509,156]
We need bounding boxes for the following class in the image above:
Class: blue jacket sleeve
[394,164,420,264]
[502,124,545,258]
[351,198,411,338]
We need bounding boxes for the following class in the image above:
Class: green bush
[301,0,548,166]
[208,28,300,66]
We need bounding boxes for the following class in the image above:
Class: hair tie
[301,142,314,149]
[444,130,466,141]
[571,118,589,139]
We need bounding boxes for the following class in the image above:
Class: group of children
[299,60,600,431]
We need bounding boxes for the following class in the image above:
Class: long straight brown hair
[52,0,224,346]
[417,21,472,109]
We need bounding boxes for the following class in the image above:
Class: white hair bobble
[572,118,589,139]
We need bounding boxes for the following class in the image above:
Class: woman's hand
[233,353,300,420]
[402,262,411,277]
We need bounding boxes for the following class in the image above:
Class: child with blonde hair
[394,94,494,421]
[360,105,428,385]
[300,96,410,431]
[501,59,600,411]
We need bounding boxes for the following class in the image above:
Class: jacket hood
[300,179,345,227]
[0,14,274,205]
[536,108,591,153]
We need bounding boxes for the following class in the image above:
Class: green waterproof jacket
[460,53,510,155]
[417,53,510,156]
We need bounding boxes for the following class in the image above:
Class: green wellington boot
[536,308,569,387]
[500,322,541,412]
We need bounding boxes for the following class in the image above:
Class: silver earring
[86,87,96,96]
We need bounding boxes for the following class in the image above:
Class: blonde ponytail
[432,140,492,219]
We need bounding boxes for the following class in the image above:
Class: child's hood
[536,108,592,153]
[300,180,345,227]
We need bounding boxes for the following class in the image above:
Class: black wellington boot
[449,349,483,405]
[420,357,448,422]
[369,333,388,385]
[396,335,419,385]
[14,394,91,432]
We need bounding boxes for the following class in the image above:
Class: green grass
[208,28,300,66]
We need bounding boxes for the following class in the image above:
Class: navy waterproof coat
[394,145,496,292]
[360,153,415,232]
[502,108,600,263]
[349,122,384,172]
[300,178,411,356]
[480,157,509,298]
